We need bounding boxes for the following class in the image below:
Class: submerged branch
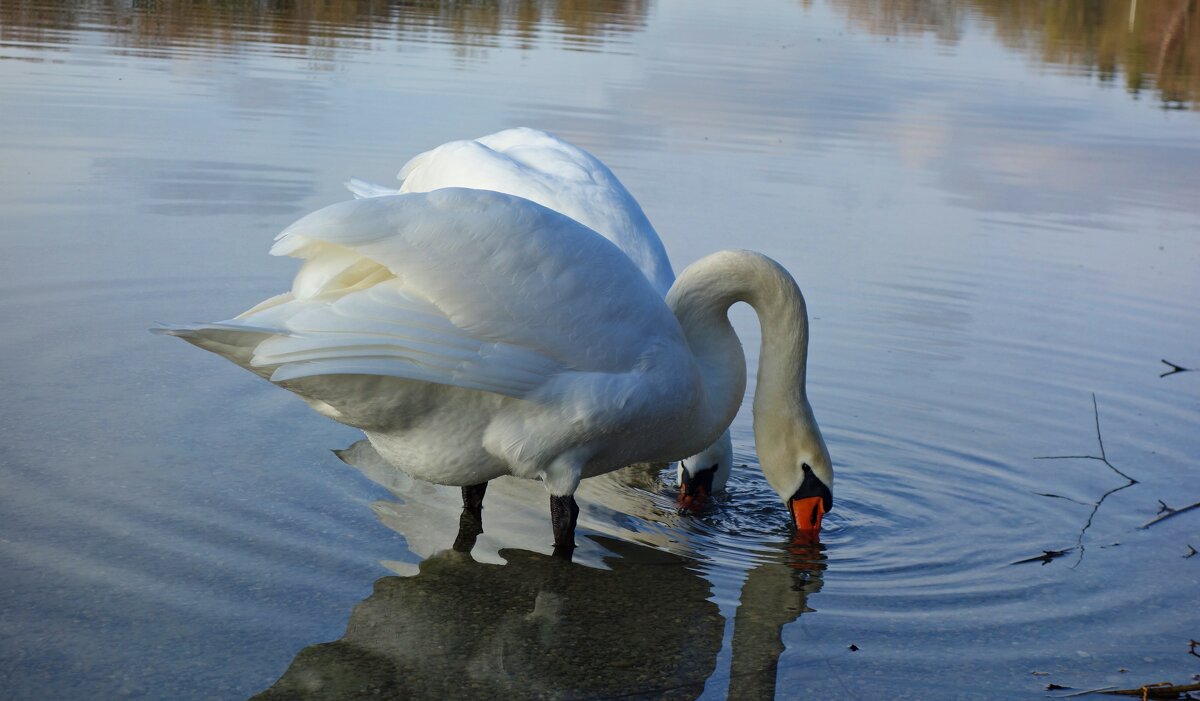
[1160,359,1191,378]
[1098,681,1200,698]
[1011,548,1075,565]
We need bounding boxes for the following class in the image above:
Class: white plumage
[163,189,693,491]
[157,133,833,548]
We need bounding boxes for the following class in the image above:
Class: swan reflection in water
[251,441,825,700]
[254,539,721,700]
[728,539,825,700]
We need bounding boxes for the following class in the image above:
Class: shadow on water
[252,440,828,700]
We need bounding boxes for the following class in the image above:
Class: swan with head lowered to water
[156,187,832,557]
[346,127,734,510]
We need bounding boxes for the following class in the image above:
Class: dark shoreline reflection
[833,0,1200,108]
[252,536,723,700]
[0,0,652,56]
[3,1,1197,107]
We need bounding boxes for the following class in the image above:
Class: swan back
[378,128,675,297]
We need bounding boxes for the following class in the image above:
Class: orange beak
[790,495,825,541]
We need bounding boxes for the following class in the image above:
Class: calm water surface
[2,1,1199,699]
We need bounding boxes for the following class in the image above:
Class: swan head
[676,431,733,512]
[755,399,833,540]
[787,458,832,542]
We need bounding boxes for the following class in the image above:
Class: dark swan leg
[461,482,488,515]
[453,482,489,553]
[550,494,580,559]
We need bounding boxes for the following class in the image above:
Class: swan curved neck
[668,248,809,386]
[667,250,821,495]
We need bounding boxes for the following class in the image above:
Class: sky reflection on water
[1,1,1198,700]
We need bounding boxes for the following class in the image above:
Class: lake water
[2,1,1199,699]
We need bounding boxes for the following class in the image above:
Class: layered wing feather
[239,189,678,401]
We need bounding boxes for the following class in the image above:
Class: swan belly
[364,428,512,487]
[276,364,704,493]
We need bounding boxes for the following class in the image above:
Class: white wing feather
[236,189,676,401]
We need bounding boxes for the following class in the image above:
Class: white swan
[156,189,832,551]
[346,127,733,509]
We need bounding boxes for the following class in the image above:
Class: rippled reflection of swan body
[251,538,725,701]
[291,434,826,700]
[155,138,832,550]
[347,127,733,510]
[248,504,825,701]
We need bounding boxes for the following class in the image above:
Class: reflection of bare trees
[829,0,1200,108]
[836,0,968,43]
[0,0,652,56]
[7,1,1194,106]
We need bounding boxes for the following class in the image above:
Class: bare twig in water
[1098,681,1200,698]
[1029,394,1139,565]
[1048,686,1119,698]
[1184,545,1197,559]
[1011,548,1075,565]
[1140,500,1200,529]
[1047,643,1200,698]
[1160,359,1191,377]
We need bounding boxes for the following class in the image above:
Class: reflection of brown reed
[827,0,1200,109]
[1156,0,1195,90]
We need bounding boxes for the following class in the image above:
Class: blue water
[1,1,1198,698]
